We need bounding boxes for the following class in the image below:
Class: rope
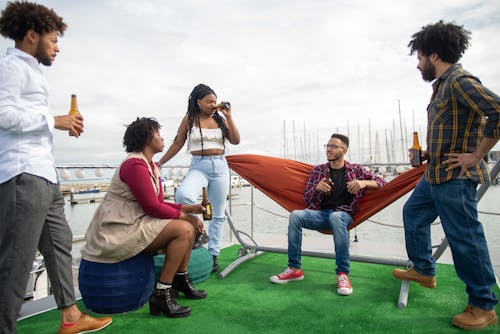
[248,203,498,227]
[365,211,499,227]
[361,219,442,228]
[72,234,86,242]
[365,219,404,228]
[253,202,289,219]
[478,210,500,216]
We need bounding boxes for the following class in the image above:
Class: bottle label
[409,148,422,167]
[203,203,213,220]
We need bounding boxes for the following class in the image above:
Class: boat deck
[17,243,499,334]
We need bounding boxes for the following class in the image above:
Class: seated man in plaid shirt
[270,133,385,295]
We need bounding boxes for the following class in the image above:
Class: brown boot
[452,305,497,330]
[392,268,436,288]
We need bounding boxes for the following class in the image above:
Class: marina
[21,160,500,312]
[52,161,500,274]
[3,1,499,332]
[20,143,496,317]
[17,171,500,333]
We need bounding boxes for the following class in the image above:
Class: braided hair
[187,84,229,155]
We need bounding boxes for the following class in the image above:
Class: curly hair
[0,1,67,41]
[408,20,470,64]
[123,117,161,153]
[186,83,229,154]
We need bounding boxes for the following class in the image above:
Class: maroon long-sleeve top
[119,158,182,219]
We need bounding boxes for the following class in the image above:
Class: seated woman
[81,117,207,318]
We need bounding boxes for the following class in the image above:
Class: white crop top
[188,126,225,152]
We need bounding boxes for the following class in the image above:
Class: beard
[327,153,342,162]
[421,59,436,82]
[35,40,53,66]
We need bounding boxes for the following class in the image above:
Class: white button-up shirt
[0,47,58,184]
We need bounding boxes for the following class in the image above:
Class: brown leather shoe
[58,313,112,334]
[392,268,436,288]
[452,305,497,330]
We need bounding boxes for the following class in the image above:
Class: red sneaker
[270,267,304,284]
[337,272,353,295]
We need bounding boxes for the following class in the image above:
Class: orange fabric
[226,154,425,231]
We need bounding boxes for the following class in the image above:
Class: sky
[1,0,500,167]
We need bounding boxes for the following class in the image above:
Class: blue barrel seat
[78,253,155,314]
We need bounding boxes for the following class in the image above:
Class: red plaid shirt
[304,161,386,216]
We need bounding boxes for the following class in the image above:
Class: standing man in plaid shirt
[392,21,499,330]
[270,134,385,295]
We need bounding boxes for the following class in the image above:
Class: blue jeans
[175,155,229,256]
[403,177,498,310]
[288,209,353,274]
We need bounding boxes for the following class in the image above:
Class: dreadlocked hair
[186,83,229,155]
[0,1,67,41]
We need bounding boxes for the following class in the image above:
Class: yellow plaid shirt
[425,64,500,184]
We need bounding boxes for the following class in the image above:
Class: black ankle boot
[149,287,191,318]
[173,273,208,299]
[212,255,219,273]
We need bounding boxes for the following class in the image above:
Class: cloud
[1,0,499,166]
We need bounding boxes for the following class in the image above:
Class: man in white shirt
[0,2,111,333]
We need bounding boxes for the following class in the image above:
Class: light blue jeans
[403,177,498,311]
[288,209,353,274]
[175,155,229,256]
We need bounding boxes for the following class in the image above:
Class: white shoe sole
[269,276,304,284]
[337,288,353,296]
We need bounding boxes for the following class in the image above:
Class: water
[63,182,500,278]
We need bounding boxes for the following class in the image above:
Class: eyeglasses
[324,144,346,150]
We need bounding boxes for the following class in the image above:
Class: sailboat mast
[357,124,361,163]
[292,120,297,160]
[368,119,372,163]
[347,121,351,162]
[281,120,287,158]
[398,99,405,163]
[385,128,391,164]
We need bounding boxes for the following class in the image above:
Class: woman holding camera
[159,84,240,273]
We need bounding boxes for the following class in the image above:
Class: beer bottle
[409,131,422,167]
[201,187,213,220]
[214,101,230,111]
[68,94,79,115]
[68,94,80,137]
[325,168,334,195]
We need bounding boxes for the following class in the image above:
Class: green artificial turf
[18,245,499,333]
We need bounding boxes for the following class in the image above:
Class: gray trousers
[0,173,75,334]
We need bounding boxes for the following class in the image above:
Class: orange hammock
[226,154,425,230]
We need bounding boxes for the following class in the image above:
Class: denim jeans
[403,177,498,311]
[175,155,229,256]
[288,209,353,274]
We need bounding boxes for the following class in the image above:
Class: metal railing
[28,160,500,301]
